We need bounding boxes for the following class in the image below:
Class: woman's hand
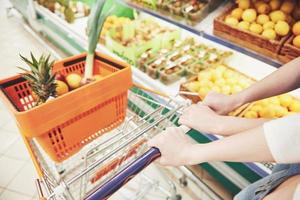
[179,104,224,135]
[203,91,243,115]
[147,127,196,166]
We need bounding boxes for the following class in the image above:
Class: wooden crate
[279,35,300,63]
[213,5,290,60]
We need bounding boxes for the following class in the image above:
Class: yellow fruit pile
[101,16,132,37]
[292,21,300,48]
[184,64,254,98]
[243,94,300,119]
[225,0,297,40]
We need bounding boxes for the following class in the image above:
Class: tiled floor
[0,0,65,199]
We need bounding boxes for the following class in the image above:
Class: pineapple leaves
[19,53,57,106]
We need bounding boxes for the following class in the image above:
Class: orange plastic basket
[0,52,132,162]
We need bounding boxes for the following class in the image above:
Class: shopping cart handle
[84,147,161,200]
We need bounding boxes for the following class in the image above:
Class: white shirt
[263,114,300,199]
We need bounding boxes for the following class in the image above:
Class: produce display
[137,38,232,84]
[36,0,90,23]
[100,16,132,43]
[128,0,214,24]
[105,18,180,65]
[224,0,297,40]
[182,64,254,99]
[241,95,300,119]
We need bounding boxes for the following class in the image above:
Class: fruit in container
[225,16,239,26]
[292,21,300,35]
[18,53,56,106]
[231,8,244,20]
[289,101,300,112]
[257,14,270,25]
[242,9,257,22]
[250,23,263,34]
[55,80,69,96]
[263,21,275,29]
[270,10,286,22]
[262,29,277,40]
[238,0,251,9]
[64,6,75,23]
[274,20,290,36]
[280,1,294,14]
[269,0,281,11]
[238,21,250,30]
[244,110,258,118]
[292,35,300,48]
[256,2,271,14]
[66,73,82,89]
[93,74,103,81]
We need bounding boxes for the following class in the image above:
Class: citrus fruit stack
[243,94,300,119]
[184,64,254,98]
[225,0,298,40]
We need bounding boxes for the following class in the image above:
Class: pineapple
[19,53,57,106]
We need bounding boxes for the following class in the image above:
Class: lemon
[225,16,239,26]
[269,0,281,11]
[257,14,270,25]
[199,79,214,88]
[292,21,300,35]
[275,20,290,36]
[198,71,212,81]
[274,105,289,118]
[288,101,300,112]
[186,81,201,92]
[263,21,275,29]
[215,79,226,86]
[262,29,277,40]
[231,8,244,20]
[238,21,250,30]
[268,97,281,105]
[280,1,295,14]
[242,9,257,22]
[259,106,276,118]
[250,23,263,34]
[279,95,293,107]
[244,110,258,118]
[198,87,211,98]
[231,85,243,94]
[293,35,300,48]
[66,73,82,89]
[221,85,231,95]
[250,105,263,113]
[238,79,252,88]
[211,85,221,93]
[257,3,271,14]
[270,10,286,22]
[223,70,235,79]
[239,0,251,9]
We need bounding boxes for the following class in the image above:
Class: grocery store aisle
[0,0,64,199]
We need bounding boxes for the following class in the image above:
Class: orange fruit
[292,21,300,35]
[293,35,300,48]
[55,80,69,96]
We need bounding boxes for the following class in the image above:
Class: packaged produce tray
[213,5,290,61]
[0,52,132,162]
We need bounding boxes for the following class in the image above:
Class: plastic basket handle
[85,147,161,200]
[84,126,190,200]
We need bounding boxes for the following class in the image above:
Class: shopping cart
[27,86,191,200]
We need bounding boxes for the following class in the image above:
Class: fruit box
[213,5,290,60]
[105,28,180,66]
[0,52,132,162]
[278,35,300,63]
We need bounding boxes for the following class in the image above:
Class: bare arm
[204,57,300,115]
[148,125,274,167]
[179,104,269,136]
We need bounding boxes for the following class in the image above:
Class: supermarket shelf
[121,0,282,68]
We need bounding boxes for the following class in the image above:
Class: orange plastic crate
[0,52,132,162]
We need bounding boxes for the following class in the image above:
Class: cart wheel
[179,176,188,187]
